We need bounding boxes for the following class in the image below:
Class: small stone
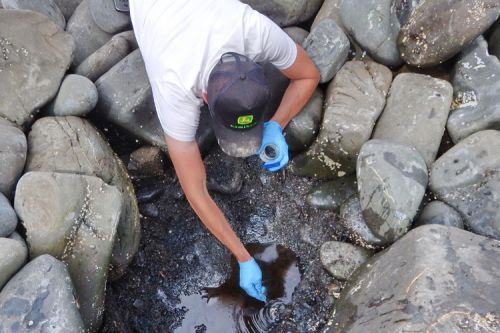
[46,74,98,116]
[306,175,357,211]
[140,203,159,218]
[320,241,372,281]
[414,201,464,229]
[128,146,165,177]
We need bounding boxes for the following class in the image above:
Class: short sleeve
[150,79,202,142]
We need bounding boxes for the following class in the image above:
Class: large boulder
[447,37,500,143]
[290,61,392,179]
[0,10,74,127]
[242,0,324,27]
[0,119,26,197]
[399,0,500,67]
[373,73,453,167]
[0,237,27,290]
[1,0,66,29]
[328,225,500,332]
[15,171,122,332]
[311,0,344,31]
[430,130,500,240]
[0,255,84,332]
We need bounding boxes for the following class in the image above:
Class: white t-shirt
[129,0,297,141]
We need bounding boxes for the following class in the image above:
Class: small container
[259,144,279,162]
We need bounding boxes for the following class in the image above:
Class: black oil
[174,243,301,333]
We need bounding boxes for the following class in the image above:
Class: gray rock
[415,201,464,229]
[306,175,357,211]
[341,0,402,66]
[0,237,27,290]
[0,10,74,127]
[114,30,138,50]
[95,49,166,150]
[340,196,385,249]
[53,0,82,20]
[66,0,113,66]
[284,26,309,45]
[7,231,27,251]
[0,193,16,237]
[128,146,165,177]
[447,37,500,143]
[241,0,324,27]
[0,119,26,197]
[89,0,130,34]
[46,74,98,117]
[25,116,141,280]
[430,130,500,240]
[490,20,500,59]
[75,35,130,81]
[15,172,122,332]
[320,241,372,281]
[373,73,453,167]
[311,0,344,32]
[357,140,428,245]
[284,88,323,153]
[0,255,84,332]
[290,61,392,179]
[1,0,66,29]
[303,19,349,83]
[328,225,500,333]
[399,0,500,67]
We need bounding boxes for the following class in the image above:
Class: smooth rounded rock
[127,146,165,177]
[89,0,130,34]
[320,241,372,281]
[0,119,26,197]
[47,74,98,116]
[415,201,464,229]
[242,0,324,27]
[306,175,357,211]
[1,0,66,29]
[0,193,17,237]
[53,0,82,19]
[489,20,500,59]
[0,237,27,290]
[284,26,309,44]
[7,231,27,251]
[311,0,344,31]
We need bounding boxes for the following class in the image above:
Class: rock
[399,0,500,67]
[290,61,392,179]
[0,193,17,237]
[66,0,113,66]
[340,195,385,249]
[373,73,453,167]
[14,172,122,332]
[357,140,428,245]
[241,0,324,27]
[8,231,27,251]
[25,116,141,280]
[394,0,422,26]
[139,203,159,218]
[284,88,324,153]
[430,130,500,240]
[341,0,402,66]
[205,149,243,195]
[284,26,309,44]
[0,237,27,290]
[320,241,372,281]
[53,0,82,20]
[89,0,130,34]
[114,30,138,50]
[75,35,130,81]
[1,0,66,29]
[306,175,357,211]
[95,49,166,149]
[311,0,344,31]
[303,19,349,83]
[0,255,84,332]
[0,119,27,197]
[328,225,500,333]
[46,74,98,117]
[0,10,74,127]
[489,20,500,59]
[128,146,165,177]
[415,201,464,229]
[447,37,500,143]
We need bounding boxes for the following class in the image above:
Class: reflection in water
[175,243,301,333]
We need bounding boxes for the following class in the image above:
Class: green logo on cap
[237,115,254,125]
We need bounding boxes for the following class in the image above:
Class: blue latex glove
[239,258,267,302]
[257,121,289,172]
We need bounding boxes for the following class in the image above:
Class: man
[129,0,319,302]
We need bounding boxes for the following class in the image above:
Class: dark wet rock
[75,35,130,81]
[340,195,385,249]
[95,49,166,150]
[136,186,164,204]
[490,20,500,59]
[303,19,349,83]
[399,0,500,67]
[430,130,500,240]
[357,140,428,245]
[53,0,82,20]
[0,193,17,237]
[415,201,464,229]
[15,172,122,332]
[0,255,84,332]
[341,0,402,66]
[242,0,324,27]
[328,225,500,333]
[192,238,231,288]
[1,0,66,29]
[46,74,98,117]
[312,0,344,31]
[139,203,159,218]
[67,0,113,66]
[394,0,422,26]
[284,26,309,44]
[89,0,130,34]
[320,241,372,281]
[0,119,27,197]
[290,61,392,179]
[128,146,166,177]
[0,237,27,290]
[205,149,243,195]
[447,37,500,143]
[284,88,324,153]
[25,116,141,280]
[0,10,74,128]
[306,175,356,211]
[373,73,453,167]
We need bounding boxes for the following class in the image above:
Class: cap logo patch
[237,115,254,125]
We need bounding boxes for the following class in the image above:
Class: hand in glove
[239,258,266,302]
[257,121,289,172]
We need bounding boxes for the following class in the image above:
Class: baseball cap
[207,52,271,157]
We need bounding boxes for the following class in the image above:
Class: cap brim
[211,117,263,157]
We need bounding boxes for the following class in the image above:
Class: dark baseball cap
[207,52,271,157]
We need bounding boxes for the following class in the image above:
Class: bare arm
[165,134,252,262]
